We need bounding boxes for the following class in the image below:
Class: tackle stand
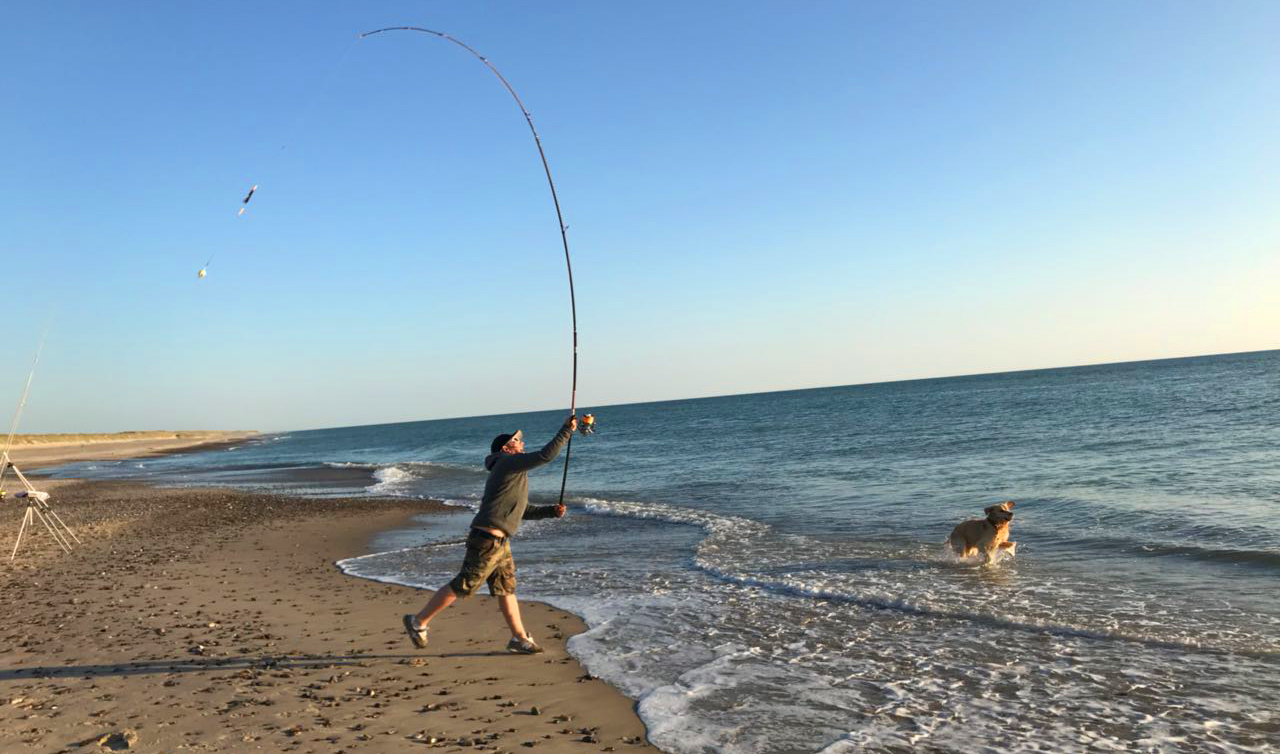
[1,452,79,560]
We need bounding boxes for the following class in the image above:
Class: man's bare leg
[498,594,529,639]
[413,584,458,629]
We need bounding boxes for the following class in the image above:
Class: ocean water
[51,350,1280,752]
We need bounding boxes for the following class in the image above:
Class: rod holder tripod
[1,452,79,560]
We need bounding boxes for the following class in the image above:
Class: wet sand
[0,481,658,753]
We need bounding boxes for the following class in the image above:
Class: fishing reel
[577,413,596,436]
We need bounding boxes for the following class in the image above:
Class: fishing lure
[198,183,259,278]
[237,184,258,216]
[578,413,596,435]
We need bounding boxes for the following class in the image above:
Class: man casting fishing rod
[404,415,577,654]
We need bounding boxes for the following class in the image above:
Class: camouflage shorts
[448,529,516,597]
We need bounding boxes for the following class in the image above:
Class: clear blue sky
[2,2,1277,432]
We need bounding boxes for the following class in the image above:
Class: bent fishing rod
[359,27,580,505]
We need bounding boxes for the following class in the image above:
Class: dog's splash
[938,541,1017,567]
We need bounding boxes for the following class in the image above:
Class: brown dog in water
[947,501,1016,564]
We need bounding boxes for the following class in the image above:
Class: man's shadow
[1,652,427,680]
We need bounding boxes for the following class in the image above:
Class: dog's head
[984,501,1015,526]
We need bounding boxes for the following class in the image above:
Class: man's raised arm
[505,416,577,471]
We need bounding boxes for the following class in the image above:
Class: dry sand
[0,481,659,753]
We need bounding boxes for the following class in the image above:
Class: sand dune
[3,431,258,470]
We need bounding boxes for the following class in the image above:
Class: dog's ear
[1001,501,1015,511]
[983,504,999,516]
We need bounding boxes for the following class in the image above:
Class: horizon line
[281,345,1278,434]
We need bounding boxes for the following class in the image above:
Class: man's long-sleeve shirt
[469,423,572,537]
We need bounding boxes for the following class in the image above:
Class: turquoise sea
[53,350,1280,752]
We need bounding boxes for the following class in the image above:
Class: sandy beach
[3,431,260,471]
[0,476,658,753]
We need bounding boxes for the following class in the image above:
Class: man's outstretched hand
[565,415,577,432]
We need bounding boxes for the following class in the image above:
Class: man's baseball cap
[490,429,523,454]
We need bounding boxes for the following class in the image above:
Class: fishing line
[0,328,49,492]
[358,27,581,505]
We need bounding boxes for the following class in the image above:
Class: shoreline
[4,431,261,472]
[0,480,658,753]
